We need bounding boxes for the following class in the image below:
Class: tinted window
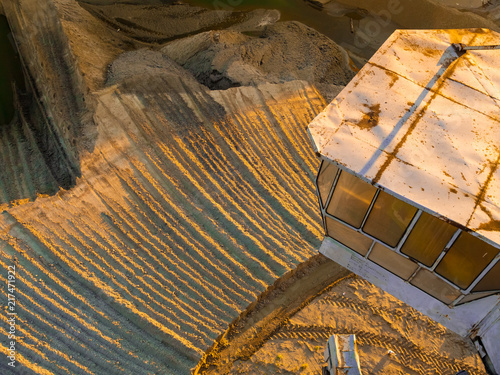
[401,212,457,266]
[363,192,417,247]
[327,172,377,228]
[436,232,499,289]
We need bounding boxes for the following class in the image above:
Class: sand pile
[0,69,332,373]
[161,22,354,92]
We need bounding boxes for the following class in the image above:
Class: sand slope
[0,75,327,374]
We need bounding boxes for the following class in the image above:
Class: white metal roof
[308,28,500,247]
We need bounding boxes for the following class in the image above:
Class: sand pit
[0,0,498,373]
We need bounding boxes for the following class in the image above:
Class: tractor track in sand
[272,324,480,375]
[194,254,352,374]
[196,258,485,375]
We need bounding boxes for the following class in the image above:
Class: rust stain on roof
[357,104,381,130]
[477,219,500,232]
[468,151,500,226]
[372,53,462,185]
[308,28,500,244]
[385,70,399,88]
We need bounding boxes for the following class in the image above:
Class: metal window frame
[316,160,500,305]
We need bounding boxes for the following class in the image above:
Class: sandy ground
[0,0,498,374]
[228,276,487,375]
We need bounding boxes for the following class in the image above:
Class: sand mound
[105,49,199,86]
[161,21,355,91]
[78,1,280,45]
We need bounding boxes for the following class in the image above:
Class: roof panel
[308,28,500,246]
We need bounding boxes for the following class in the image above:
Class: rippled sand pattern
[0,77,325,374]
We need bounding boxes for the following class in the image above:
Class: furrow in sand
[140,142,276,284]
[119,96,292,272]
[148,89,312,253]
[1,126,23,201]
[87,157,244,322]
[82,135,243,319]
[0,261,117,373]
[249,85,320,190]
[208,117,320,259]
[1,287,115,374]
[0,233,171,366]
[270,95,321,168]
[208,85,319,216]
[218,108,305,206]
[107,150,253,301]
[140,144,269,290]
[181,125,310,256]
[227,110,320,236]
[161,137,283,281]
[266,102,319,174]
[95,192,233,336]
[35,210,217,344]
[40,208,217,347]
[236,107,318,221]
[128,119,282,289]
[117,175,253,311]
[98,92,266,291]
[9,214,202,357]
[134,88,318,260]
[64,198,227,331]
[76,184,236,329]
[193,125,308,248]
[172,134,291,270]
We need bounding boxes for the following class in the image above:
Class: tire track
[318,294,447,337]
[272,324,482,375]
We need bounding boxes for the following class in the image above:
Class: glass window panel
[456,291,498,305]
[368,243,418,280]
[410,269,461,305]
[401,212,457,266]
[327,172,377,228]
[435,232,500,289]
[317,161,339,208]
[326,216,373,256]
[472,260,500,292]
[363,191,418,247]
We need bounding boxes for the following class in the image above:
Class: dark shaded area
[0,15,25,126]
[79,1,263,45]
[0,15,81,205]
[196,70,242,90]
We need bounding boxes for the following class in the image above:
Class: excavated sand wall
[2,0,95,187]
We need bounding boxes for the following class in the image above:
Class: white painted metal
[324,334,363,375]
[308,29,500,248]
[310,28,500,373]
